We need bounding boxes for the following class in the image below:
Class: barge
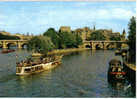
[107,59,126,82]
[1,49,15,54]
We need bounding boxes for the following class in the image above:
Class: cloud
[0,2,135,34]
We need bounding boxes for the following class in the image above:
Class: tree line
[0,34,20,40]
[27,16,136,60]
[27,28,83,55]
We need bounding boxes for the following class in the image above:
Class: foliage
[27,36,54,55]
[89,30,106,40]
[127,16,136,63]
[75,33,83,46]
[0,34,20,40]
[110,36,121,41]
[58,32,77,48]
[43,28,60,49]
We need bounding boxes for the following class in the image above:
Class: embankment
[48,48,90,55]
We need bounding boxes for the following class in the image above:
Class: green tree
[110,36,121,41]
[27,36,54,55]
[75,33,83,47]
[89,30,106,40]
[0,34,20,40]
[58,32,77,48]
[43,28,60,49]
[128,16,136,63]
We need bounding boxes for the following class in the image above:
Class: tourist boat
[1,49,15,54]
[107,59,126,82]
[16,55,63,75]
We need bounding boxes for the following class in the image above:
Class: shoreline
[47,48,91,55]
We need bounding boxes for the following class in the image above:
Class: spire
[93,25,96,31]
[122,29,126,34]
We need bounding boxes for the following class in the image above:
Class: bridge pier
[18,43,22,49]
[3,42,8,49]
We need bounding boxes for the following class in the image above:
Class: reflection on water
[0,49,135,97]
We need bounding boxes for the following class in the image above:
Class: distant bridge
[0,40,128,49]
[0,40,28,49]
[83,40,128,50]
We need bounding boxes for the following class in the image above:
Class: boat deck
[124,62,136,71]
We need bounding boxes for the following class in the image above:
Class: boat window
[25,68,31,72]
[16,68,21,73]
[111,64,114,67]
[118,68,122,72]
[112,67,116,72]
[31,67,35,71]
[35,67,38,70]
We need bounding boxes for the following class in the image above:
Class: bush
[27,36,54,55]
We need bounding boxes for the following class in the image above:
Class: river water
[0,49,135,97]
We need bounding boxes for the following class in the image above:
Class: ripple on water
[0,50,135,97]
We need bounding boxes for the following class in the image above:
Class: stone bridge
[83,40,128,50]
[0,40,128,49]
[0,40,28,49]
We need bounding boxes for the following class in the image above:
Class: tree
[128,16,136,63]
[43,28,60,49]
[89,30,106,40]
[27,36,54,55]
[75,33,83,47]
[0,34,20,40]
[110,36,121,41]
[58,32,77,48]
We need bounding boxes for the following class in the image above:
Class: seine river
[0,49,135,97]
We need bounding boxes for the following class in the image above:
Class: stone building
[75,27,93,41]
[97,29,121,40]
[12,33,33,40]
[59,26,71,33]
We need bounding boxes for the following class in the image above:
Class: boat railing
[16,55,63,67]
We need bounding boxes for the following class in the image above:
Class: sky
[0,2,136,35]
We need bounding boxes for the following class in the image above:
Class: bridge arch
[7,42,17,49]
[92,42,103,50]
[21,43,28,49]
[95,43,103,50]
[107,43,116,49]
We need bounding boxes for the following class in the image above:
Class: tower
[122,29,126,41]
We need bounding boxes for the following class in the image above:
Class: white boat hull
[16,61,61,76]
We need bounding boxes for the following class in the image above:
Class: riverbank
[31,48,91,57]
[47,48,91,55]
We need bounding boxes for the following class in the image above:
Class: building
[12,33,33,40]
[75,27,93,41]
[59,26,71,33]
[0,31,11,35]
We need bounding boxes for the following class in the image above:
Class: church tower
[121,29,126,41]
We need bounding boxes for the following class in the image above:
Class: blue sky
[0,2,136,35]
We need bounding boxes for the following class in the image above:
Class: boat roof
[109,59,121,64]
